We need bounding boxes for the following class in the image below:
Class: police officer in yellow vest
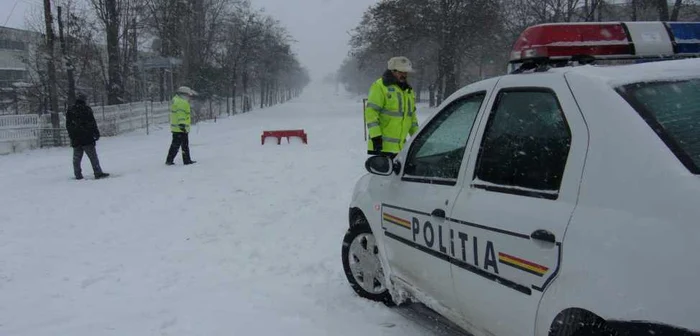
[165,86,197,165]
[365,56,419,157]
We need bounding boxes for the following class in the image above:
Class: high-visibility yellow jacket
[170,94,191,133]
[365,73,419,154]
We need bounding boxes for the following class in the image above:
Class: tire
[341,217,395,306]
[570,321,618,336]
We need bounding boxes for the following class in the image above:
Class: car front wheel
[341,218,395,306]
[570,325,618,336]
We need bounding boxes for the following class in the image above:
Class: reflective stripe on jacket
[365,76,419,154]
[170,94,191,133]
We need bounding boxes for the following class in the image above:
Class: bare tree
[214,2,264,113]
[14,0,309,128]
[89,0,124,104]
[345,0,501,103]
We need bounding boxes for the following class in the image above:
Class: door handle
[530,229,555,243]
[431,209,446,219]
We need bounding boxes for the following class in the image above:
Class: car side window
[403,92,486,185]
[473,89,571,199]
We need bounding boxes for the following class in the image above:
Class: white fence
[0,114,41,154]
[0,99,230,155]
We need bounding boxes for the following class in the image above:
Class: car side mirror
[365,155,395,176]
[392,160,402,175]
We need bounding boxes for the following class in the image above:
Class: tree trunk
[43,0,61,145]
[232,83,238,114]
[230,68,237,115]
[415,65,425,103]
[436,0,447,106]
[131,17,138,101]
[57,6,76,105]
[436,50,445,106]
[242,70,250,112]
[443,47,458,98]
[670,0,683,20]
[105,0,122,105]
[226,85,230,115]
[159,69,166,102]
[228,65,237,114]
[120,18,130,102]
[260,80,265,109]
[268,82,273,106]
[268,82,272,106]
[182,0,201,87]
[437,46,449,105]
[657,0,670,20]
[436,77,444,106]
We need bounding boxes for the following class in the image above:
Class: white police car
[342,21,700,336]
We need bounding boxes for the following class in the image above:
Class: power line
[4,0,44,27]
[3,0,21,26]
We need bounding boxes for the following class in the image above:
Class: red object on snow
[261,129,308,145]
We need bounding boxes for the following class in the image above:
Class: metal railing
[0,98,232,154]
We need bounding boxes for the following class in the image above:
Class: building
[0,27,33,85]
[0,26,42,115]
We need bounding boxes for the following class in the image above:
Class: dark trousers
[73,144,103,178]
[166,132,192,163]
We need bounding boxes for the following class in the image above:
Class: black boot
[95,172,110,179]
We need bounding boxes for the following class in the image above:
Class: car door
[380,88,491,311]
[447,75,588,336]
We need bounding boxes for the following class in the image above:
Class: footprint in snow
[160,317,177,330]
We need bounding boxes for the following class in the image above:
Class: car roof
[544,58,700,87]
[445,58,699,111]
[439,77,502,106]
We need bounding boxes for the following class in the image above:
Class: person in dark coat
[65,93,109,180]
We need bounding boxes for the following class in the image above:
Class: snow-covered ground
[0,83,455,335]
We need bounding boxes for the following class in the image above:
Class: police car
[342,21,700,336]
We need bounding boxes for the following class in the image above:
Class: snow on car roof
[559,58,700,87]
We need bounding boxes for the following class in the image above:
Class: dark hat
[76,92,87,102]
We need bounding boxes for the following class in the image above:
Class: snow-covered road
[0,84,470,335]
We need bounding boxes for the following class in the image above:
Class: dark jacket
[66,99,100,147]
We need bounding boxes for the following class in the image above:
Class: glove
[179,124,187,133]
[371,136,383,151]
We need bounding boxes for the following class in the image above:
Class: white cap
[387,56,415,73]
[176,86,197,96]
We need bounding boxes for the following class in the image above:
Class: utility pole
[132,17,138,100]
[58,6,76,105]
[43,0,61,146]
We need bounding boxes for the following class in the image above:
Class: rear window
[616,78,700,174]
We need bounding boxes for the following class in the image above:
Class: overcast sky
[1,0,376,80]
[252,0,376,80]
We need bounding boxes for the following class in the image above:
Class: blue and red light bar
[667,22,700,54]
[509,21,700,64]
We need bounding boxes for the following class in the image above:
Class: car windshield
[617,78,700,174]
